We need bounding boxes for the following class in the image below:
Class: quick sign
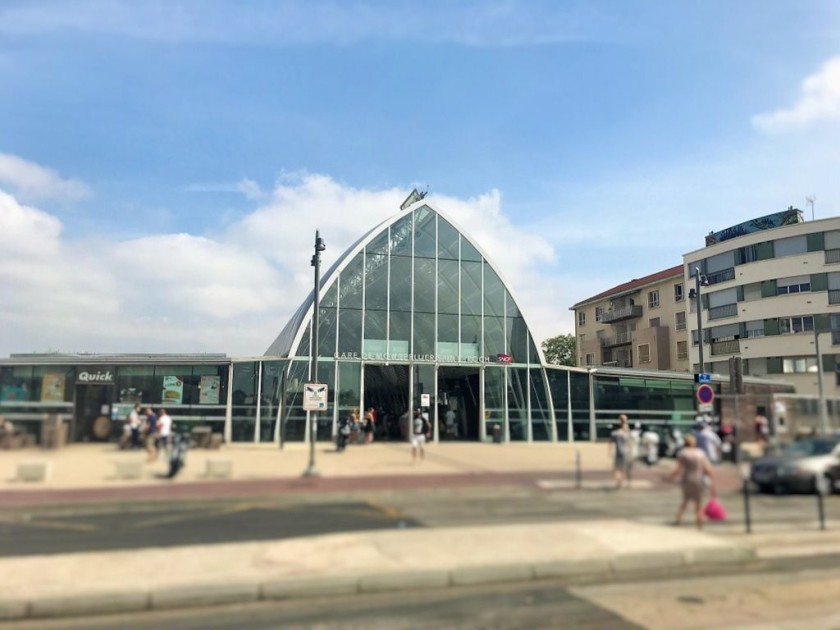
[302,383,328,411]
[76,369,115,385]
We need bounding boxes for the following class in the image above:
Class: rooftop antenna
[806,195,815,220]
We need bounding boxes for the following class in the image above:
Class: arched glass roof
[265,200,545,366]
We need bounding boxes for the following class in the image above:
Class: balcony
[830,289,840,305]
[711,339,740,356]
[708,303,738,320]
[706,268,735,286]
[599,331,634,347]
[601,304,643,323]
[826,249,840,264]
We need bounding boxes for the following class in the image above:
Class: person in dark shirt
[144,407,158,463]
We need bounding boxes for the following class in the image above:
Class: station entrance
[437,366,480,440]
[362,364,410,441]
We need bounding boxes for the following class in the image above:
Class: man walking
[696,421,722,464]
[411,409,430,462]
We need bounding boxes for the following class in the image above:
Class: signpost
[694,372,712,385]
[302,383,328,411]
[420,393,430,408]
[696,383,715,405]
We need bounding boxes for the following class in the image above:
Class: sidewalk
[0,518,758,621]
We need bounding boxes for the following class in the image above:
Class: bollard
[575,449,582,490]
[742,477,752,534]
[815,474,828,531]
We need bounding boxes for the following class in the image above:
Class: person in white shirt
[156,408,173,456]
[696,422,722,464]
[128,403,142,449]
[640,425,660,465]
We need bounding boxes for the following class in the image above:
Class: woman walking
[667,433,716,529]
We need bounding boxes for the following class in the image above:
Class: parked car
[750,437,840,494]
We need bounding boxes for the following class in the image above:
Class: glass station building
[0,198,792,444]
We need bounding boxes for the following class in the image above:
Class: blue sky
[1,0,840,356]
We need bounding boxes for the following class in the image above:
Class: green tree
[541,333,576,367]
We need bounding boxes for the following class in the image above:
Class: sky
[1,0,840,358]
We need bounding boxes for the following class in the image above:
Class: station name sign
[76,368,115,384]
[332,352,518,364]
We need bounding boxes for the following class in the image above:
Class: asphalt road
[1,482,838,557]
[5,556,839,629]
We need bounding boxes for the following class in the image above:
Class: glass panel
[389,311,411,359]
[508,368,528,441]
[461,314,481,360]
[317,307,338,357]
[414,312,435,356]
[295,323,311,358]
[438,313,458,343]
[507,317,528,363]
[259,361,285,442]
[484,315,506,357]
[438,259,459,315]
[390,213,413,256]
[461,261,482,316]
[414,257,436,314]
[364,309,387,357]
[337,362,361,420]
[338,309,361,356]
[436,342,459,362]
[231,362,258,442]
[530,368,551,441]
[484,367,506,439]
[367,229,389,254]
[483,263,504,317]
[415,363,436,428]
[365,254,388,310]
[546,368,569,440]
[389,255,412,312]
[281,360,309,442]
[461,237,482,262]
[506,290,520,317]
[413,206,437,259]
[321,282,338,308]
[339,253,364,309]
[314,362,335,440]
[438,218,460,261]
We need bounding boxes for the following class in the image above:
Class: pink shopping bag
[704,496,727,521]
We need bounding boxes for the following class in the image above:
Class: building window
[737,244,759,264]
[595,306,603,322]
[585,353,595,366]
[675,311,686,331]
[648,290,660,309]
[745,320,764,338]
[578,311,586,326]
[783,357,818,373]
[676,340,688,360]
[777,276,811,295]
[774,235,807,257]
[638,343,651,363]
[780,316,814,334]
[649,317,660,328]
[674,283,684,302]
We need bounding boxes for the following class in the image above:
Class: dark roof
[571,264,684,309]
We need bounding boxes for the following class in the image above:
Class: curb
[0,546,757,621]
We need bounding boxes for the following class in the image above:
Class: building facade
[571,265,691,373]
[685,211,840,397]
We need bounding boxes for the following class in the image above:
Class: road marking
[0,514,99,533]
[367,498,406,519]
[536,479,654,490]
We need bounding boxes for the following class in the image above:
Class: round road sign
[696,383,715,405]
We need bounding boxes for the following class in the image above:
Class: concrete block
[0,599,28,621]
[450,563,533,586]
[113,460,144,480]
[30,592,148,618]
[532,558,612,579]
[205,458,233,479]
[612,551,685,573]
[151,582,258,610]
[261,575,359,600]
[359,570,450,593]
[16,461,49,482]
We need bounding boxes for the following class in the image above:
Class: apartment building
[571,265,691,371]
[685,210,840,396]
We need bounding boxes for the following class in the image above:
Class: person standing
[411,409,430,462]
[640,425,660,466]
[157,408,173,458]
[144,407,159,463]
[363,407,376,444]
[444,408,457,439]
[667,433,716,529]
[608,415,632,488]
[696,422,722,464]
[127,403,142,449]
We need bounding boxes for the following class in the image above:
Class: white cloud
[0,175,567,356]
[752,56,840,132]
[184,178,265,200]
[0,153,91,202]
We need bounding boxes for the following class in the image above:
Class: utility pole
[689,267,709,373]
[303,230,326,478]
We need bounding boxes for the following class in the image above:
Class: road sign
[697,402,714,413]
[302,383,328,411]
[694,372,712,384]
[420,394,430,407]
[696,383,715,405]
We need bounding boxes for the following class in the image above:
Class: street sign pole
[304,231,326,478]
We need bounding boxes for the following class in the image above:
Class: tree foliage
[541,333,576,367]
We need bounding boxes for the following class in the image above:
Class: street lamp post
[689,267,709,373]
[813,318,828,435]
[303,230,326,478]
